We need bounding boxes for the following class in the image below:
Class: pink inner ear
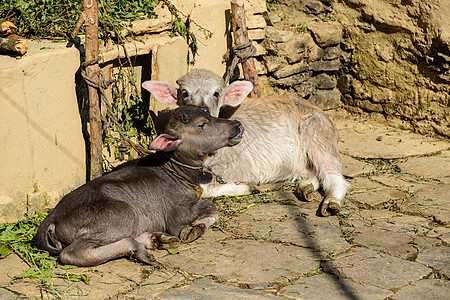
[149,134,181,152]
[142,81,178,105]
[223,81,253,106]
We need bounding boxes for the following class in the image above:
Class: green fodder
[0,0,158,41]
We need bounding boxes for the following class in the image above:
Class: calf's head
[149,105,244,164]
[142,69,253,117]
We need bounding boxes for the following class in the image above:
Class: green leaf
[167,248,179,255]
[0,245,12,259]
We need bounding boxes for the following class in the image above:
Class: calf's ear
[149,134,181,152]
[222,81,253,106]
[142,81,178,105]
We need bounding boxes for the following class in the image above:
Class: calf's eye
[213,91,220,98]
[198,123,207,128]
[182,90,189,98]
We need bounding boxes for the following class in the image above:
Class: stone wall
[251,2,345,110]
[254,0,449,138]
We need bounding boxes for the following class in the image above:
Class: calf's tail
[36,220,63,256]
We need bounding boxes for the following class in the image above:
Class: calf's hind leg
[59,237,153,267]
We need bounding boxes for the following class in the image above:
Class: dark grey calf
[36,105,244,266]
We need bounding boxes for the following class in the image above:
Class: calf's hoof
[296,183,321,202]
[319,197,341,217]
[156,233,180,250]
[179,225,204,243]
[132,250,154,265]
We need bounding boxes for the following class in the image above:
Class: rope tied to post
[80,56,130,161]
[223,40,256,85]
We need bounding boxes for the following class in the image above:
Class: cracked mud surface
[1,110,449,299]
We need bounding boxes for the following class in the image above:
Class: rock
[253,42,268,56]
[246,14,267,29]
[351,227,423,260]
[308,89,342,110]
[416,246,450,278]
[158,239,321,285]
[314,73,337,90]
[279,273,393,300]
[398,151,450,183]
[340,154,376,177]
[322,247,432,289]
[277,34,311,63]
[261,38,278,55]
[254,59,268,75]
[399,184,450,225]
[273,71,313,87]
[228,205,349,252]
[294,80,315,94]
[308,23,343,47]
[294,79,315,98]
[323,46,341,60]
[278,0,329,15]
[359,210,432,234]
[248,28,266,40]
[347,177,404,208]
[392,279,450,300]
[310,59,342,72]
[156,278,286,299]
[263,55,287,73]
[273,61,309,78]
[337,74,353,94]
[265,26,294,43]
[334,117,450,159]
[0,289,16,300]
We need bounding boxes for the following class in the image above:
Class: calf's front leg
[179,199,219,243]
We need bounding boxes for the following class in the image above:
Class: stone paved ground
[1,110,449,299]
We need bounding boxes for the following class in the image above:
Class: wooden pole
[230,0,260,98]
[72,0,102,180]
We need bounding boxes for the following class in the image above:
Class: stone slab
[347,177,405,208]
[228,205,349,253]
[399,184,450,225]
[392,279,450,300]
[334,118,450,159]
[0,253,30,285]
[0,289,16,300]
[359,210,432,234]
[157,239,321,285]
[398,152,450,183]
[279,273,393,300]
[416,246,450,278]
[351,227,438,260]
[46,258,145,299]
[322,247,432,289]
[156,278,287,299]
[125,270,187,299]
[369,173,432,195]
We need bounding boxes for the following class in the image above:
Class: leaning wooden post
[230,0,260,98]
[72,0,102,180]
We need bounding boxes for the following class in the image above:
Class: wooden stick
[1,34,28,55]
[230,0,260,98]
[74,0,102,180]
